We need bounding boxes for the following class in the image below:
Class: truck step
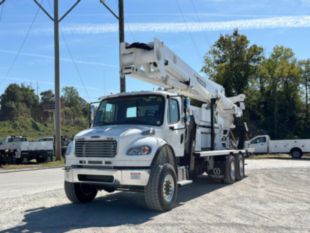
[177,180,193,186]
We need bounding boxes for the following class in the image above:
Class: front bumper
[65,167,150,187]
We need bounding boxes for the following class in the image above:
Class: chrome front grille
[75,140,117,158]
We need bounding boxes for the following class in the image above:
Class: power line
[47,0,90,100]
[189,0,210,46]
[0,4,41,86]
[99,0,126,93]
[175,0,202,60]
[60,32,90,100]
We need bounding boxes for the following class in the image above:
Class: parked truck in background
[0,136,54,164]
[245,135,310,159]
[64,39,252,211]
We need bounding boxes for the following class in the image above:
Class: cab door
[165,97,185,157]
[250,136,268,153]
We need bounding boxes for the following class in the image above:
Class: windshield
[8,137,27,143]
[93,95,165,126]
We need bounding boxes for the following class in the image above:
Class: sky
[0,0,310,102]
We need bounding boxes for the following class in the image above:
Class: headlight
[127,145,152,155]
[65,142,74,156]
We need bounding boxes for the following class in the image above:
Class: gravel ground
[0,159,310,233]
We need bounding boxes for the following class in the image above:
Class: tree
[40,90,55,104]
[0,84,39,120]
[202,29,263,96]
[62,86,87,123]
[299,59,310,123]
[40,90,55,122]
[258,46,302,139]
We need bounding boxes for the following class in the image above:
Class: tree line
[0,30,309,140]
[0,84,89,126]
[203,30,310,139]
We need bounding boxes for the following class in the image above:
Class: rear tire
[235,153,245,181]
[145,163,178,212]
[65,181,97,203]
[224,155,236,184]
[290,148,303,159]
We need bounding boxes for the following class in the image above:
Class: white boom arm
[121,39,245,118]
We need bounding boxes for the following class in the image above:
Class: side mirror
[89,104,96,128]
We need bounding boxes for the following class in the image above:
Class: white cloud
[0,49,117,68]
[58,16,310,34]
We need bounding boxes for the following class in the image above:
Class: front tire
[65,181,97,203]
[145,163,178,212]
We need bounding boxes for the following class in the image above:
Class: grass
[248,154,291,159]
[1,159,64,170]
[0,117,87,140]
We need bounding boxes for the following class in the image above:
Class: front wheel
[145,163,178,212]
[65,181,97,203]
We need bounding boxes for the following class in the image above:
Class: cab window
[168,99,180,124]
[251,137,266,144]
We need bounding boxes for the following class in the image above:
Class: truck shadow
[1,176,227,233]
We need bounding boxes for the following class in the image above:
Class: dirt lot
[0,159,309,233]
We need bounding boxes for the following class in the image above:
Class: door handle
[169,126,185,131]
[180,134,184,144]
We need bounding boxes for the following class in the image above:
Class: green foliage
[62,86,88,124]
[203,30,309,139]
[0,84,89,140]
[202,29,263,96]
[0,117,86,140]
[0,84,39,120]
[40,90,54,104]
[257,46,302,139]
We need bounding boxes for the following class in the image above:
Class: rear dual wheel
[235,153,245,181]
[224,155,236,184]
[291,148,303,159]
[224,154,245,184]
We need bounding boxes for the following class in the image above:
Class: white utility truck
[245,135,310,159]
[64,39,251,211]
[0,136,54,163]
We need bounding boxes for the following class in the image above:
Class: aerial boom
[121,39,245,118]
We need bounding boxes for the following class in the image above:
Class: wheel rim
[230,160,235,180]
[239,157,244,177]
[162,174,175,203]
[292,150,300,158]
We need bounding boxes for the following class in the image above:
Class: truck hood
[75,125,151,139]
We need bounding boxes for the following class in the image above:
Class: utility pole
[34,0,81,160]
[100,0,126,93]
[118,0,125,93]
